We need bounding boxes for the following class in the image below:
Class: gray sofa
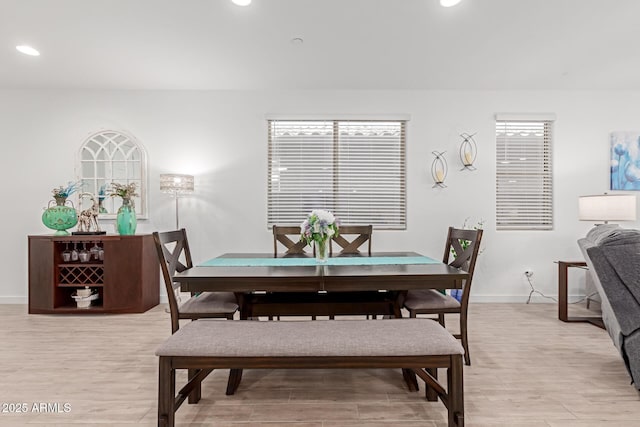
[578,224,640,389]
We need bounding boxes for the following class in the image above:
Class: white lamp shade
[578,194,637,222]
[160,174,194,194]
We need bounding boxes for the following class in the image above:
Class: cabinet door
[28,237,55,312]
[103,237,142,311]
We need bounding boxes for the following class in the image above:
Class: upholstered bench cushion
[179,292,238,314]
[156,318,464,357]
[404,289,461,311]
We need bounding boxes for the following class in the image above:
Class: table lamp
[160,174,195,229]
[578,194,637,224]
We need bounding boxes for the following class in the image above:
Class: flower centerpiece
[110,182,139,235]
[300,209,339,262]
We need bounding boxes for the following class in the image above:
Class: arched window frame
[76,129,148,219]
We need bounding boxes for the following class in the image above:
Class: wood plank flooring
[0,303,638,426]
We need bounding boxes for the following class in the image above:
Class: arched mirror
[77,130,148,219]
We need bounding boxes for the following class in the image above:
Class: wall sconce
[459,132,477,171]
[160,174,195,229]
[431,151,448,188]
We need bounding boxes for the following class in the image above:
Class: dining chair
[330,224,377,318]
[153,229,239,333]
[403,227,483,365]
[153,229,241,396]
[272,225,311,255]
[330,225,373,255]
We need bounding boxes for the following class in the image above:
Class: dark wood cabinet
[28,234,159,314]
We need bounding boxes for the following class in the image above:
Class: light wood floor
[0,303,638,426]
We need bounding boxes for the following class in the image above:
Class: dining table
[172,250,469,392]
[173,251,469,319]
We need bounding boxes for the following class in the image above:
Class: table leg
[558,262,570,321]
[402,368,419,392]
[557,261,604,329]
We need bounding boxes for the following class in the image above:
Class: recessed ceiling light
[16,45,40,56]
[232,0,251,6]
[291,37,304,45]
[440,0,462,7]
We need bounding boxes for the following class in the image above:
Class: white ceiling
[1,0,640,91]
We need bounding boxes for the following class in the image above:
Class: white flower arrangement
[300,209,339,245]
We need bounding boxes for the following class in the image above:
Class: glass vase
[116,198,137,235]
[315,238,329,262]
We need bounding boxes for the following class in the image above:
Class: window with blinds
[267,120,406,229]
[496,116,554,230]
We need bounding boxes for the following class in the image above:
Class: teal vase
[116,198,137,235]
[42,196,78,236]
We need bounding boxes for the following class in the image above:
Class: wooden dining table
[173,251,469,319]
[173,251,469,392]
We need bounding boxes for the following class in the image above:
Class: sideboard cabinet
[28,234,159,314]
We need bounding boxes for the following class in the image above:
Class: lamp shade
[578,194,637,222]
[160,174,194,194]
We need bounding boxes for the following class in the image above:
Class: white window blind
[496,119,553,230]
[268,120,406,229]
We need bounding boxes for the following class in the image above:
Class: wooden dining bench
[156,318,465,427]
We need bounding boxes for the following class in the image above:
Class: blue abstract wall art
[611,131,640,190]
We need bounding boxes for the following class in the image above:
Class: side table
[557,261,604,329]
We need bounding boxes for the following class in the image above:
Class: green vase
[42,196,78,236]
[116,199,137,235]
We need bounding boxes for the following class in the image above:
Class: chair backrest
[272,225,309,256]
[442,227,483,307]
[153,229,193,333]
[331,225,373,255]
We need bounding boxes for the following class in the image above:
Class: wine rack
[58,265,104,286]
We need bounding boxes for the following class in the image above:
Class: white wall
[2,89,639,304]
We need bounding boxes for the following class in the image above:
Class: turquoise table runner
[200,255,439,267]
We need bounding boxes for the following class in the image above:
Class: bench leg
[447,355,465,427]
[226,369,243,395]
[158,357,175,427]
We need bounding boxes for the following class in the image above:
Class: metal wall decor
[459,132,477,171]
[431,151,448,188]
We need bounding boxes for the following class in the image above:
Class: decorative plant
[52,181,82,199]
[300,209,340,245]
[110,182,138,204]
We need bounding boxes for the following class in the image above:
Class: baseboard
[0,295,582,305]
[0,296,170,305]
[0,296,28,304]
[470,294,584,303]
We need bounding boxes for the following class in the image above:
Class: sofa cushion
[586,224,640,247]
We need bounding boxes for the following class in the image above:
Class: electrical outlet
[525,270,534,278]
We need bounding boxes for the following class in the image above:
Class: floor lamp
[160,174,194,229]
